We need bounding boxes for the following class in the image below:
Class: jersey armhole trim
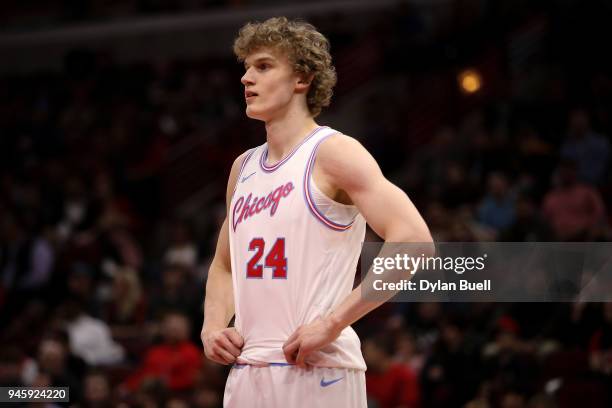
[303,134,356,231]
[232,148,257,197]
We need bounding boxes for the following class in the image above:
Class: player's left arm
[283,133,433,367]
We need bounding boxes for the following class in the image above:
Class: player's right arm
[201,151,249,365]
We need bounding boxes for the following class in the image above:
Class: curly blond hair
[233,17,337,118]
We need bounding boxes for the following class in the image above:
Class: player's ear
[295,73,314,93]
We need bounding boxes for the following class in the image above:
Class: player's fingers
[281,338,295,354]
[295,345,309,369]
[225,328,244,349]
[282,339,300,364]
[218,335,241,357]
[214,346,236,364]
[283,344,298,364]
[205,347,229,365]
[283,336,300,353]
[208,354,228,365]
[283,327,301,347]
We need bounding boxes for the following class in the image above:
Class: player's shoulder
[231,145,260,170]
[316,131,372,171]
[315,130,381,189]
[319,131,363,153]
[226,146,261,199]
[228,144,265,179]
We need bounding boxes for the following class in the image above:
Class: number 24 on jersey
[246,238,287,279]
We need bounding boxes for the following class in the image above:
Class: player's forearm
[326,286,383,333]
[328,233,434,333]
[202,265,235,333]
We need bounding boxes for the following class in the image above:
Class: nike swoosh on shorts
[320,377,344,387]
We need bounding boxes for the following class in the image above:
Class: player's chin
[245,107,268,121]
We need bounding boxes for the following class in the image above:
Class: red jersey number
[246,238,287,279]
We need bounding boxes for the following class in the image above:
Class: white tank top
[229,126,367,370]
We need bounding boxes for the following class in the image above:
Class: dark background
[1,1,611,407]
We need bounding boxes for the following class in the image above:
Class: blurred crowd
[1,0,612,407]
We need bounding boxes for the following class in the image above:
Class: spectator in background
[123,311,202,392]
[499,390,527,408]
[192,386,222,408]
[364,334,420,408]
[499,194,551,241]
[393,331,425,375]
[79,370,113,408]
[477,172,516,233]
[403,127,465,198]
[447,208,483,241]
[101,266,148,354]
[166,397,190,408]
[0,299,48,355]
[102,266,147,327]
[542,160,607,241]
[515,123,555,181]
[163,218,198,271]
[31,336,82,400]
[0,213,54,295]
[99,224,143,272]
[58,300,125,366]
[527,394,558,408]
[421,317,480,408]
[190,354,228,406]
[131,379,170,408]
[148,264,201,323]
[94,170,139,233]
[561,109,610,186]
[65,262,99,315]
[55,176,95,243]
[406,302,444,354]
[439,162,479,210]
[465,398,491,408]
[482,316,538,400]
[0,347,26,387]
[423,202,453,242]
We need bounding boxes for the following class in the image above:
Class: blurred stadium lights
[458,68,482,94]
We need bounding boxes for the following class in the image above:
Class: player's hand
[282,317,342,368]
[202,327,244,365]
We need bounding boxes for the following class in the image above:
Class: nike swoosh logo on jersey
[320,377,344,387]
[241,172,256,183]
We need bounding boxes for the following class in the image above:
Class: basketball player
[201,17,432,407]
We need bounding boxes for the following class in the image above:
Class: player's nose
[241,68,254,86]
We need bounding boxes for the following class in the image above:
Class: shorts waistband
[233,362,294,369]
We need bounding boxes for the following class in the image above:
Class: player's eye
[258,63,269,71]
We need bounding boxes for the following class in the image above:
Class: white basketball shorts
[223,363,367,408]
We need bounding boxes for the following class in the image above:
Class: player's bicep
[319,135,431,241]
[353,178,429,242]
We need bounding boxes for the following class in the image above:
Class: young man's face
[241,48,305,121]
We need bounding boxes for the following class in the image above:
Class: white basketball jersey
[229,126,367,371]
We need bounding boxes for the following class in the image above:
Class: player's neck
[264,110,318,163]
